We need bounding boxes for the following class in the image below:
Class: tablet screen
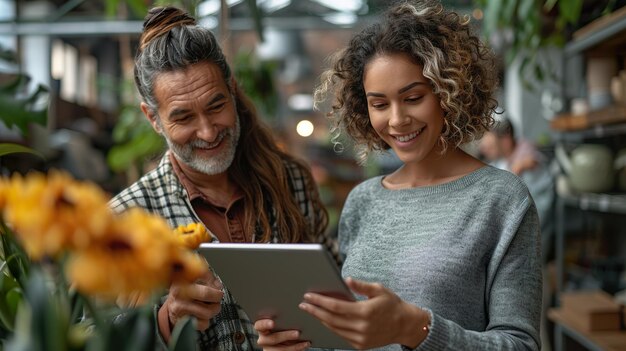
[199,243,355,349]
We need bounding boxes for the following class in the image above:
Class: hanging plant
[475,0,619,89]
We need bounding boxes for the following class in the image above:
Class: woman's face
[363,53,445,166]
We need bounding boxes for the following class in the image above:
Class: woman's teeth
[396,130,419,142]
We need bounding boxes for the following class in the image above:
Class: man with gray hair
[109,6,332,350]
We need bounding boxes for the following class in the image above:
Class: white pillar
[504,47,564,143]
[0,0,16,53]
[19,1,53,95]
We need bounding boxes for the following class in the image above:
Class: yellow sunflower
[2,171,112,260]
[173,222,210,250]
[67,208,207,302]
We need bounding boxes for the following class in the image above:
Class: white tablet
[198,243,355,349]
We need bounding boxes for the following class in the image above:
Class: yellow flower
[67,208,208,302]
[173,223,210,250]
[169,250,209,284]
[2,171,112,260]
[0,177,8,211]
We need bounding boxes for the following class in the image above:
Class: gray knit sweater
[338,166,542,351]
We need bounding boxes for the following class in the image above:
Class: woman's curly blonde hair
[315,0,499,163]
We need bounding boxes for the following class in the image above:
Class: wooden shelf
[557,190,626,215]
[566,5,626,55]
[548,308,626,351]
[551,106,626,139]
[552,123,626,142]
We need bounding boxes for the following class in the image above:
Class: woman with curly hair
[254,1,542,350]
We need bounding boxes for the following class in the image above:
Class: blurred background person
[480,117,554,258]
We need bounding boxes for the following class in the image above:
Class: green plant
[0,45,48,159]
[0,44,203,351]
[476,0,618,88]
[106,79,164,175]
[233,49,279,123]
[0,171,207,351]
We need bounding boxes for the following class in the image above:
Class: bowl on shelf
[556,144,614,193]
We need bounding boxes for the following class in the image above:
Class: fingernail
[299,303,307,310]
[303,293,311,299]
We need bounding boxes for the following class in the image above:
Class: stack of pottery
[587,56,618,110]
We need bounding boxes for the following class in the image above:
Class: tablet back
[199,243,355,349]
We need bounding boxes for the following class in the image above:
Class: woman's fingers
[345,277,386,298]
[301,292,354,315]
[299,301,359,331]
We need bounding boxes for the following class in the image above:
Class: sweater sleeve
[414,200,542,351]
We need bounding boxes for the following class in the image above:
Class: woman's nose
[389,105,410,128]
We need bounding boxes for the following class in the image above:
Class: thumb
[345,277,386,298]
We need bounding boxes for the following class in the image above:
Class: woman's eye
[406,96,423,102]
[371,103,387,109]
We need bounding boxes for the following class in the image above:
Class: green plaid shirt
[110,152,336,350]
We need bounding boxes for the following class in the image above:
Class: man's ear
[230,76,238,95]
[140,102,162,134]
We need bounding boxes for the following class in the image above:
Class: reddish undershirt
[158,153,251,341]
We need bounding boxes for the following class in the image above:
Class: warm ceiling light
[472,8,483,20]
[296,120,314,137]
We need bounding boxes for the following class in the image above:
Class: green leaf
[0,272,22,330]
[0,76,29,95]
[534,64,545,81]
[245,0,265,42]
[0,47,17,64]
[0,144,44,159]
[105,0,121,18]
[544,0,558,11]
[0,228,29,288]
[482,0,503,36]
[122,308,155,351]
[0,83,48,136]
[107,131,164,172]
[9,269,69,351]
[4,288,21,327]
[518,0,535,24]
[124,0,148,19]
[559,0,583,24]
[168,317,196,351]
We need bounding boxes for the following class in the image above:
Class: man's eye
[174,115,192,122]
[210,103,226,111]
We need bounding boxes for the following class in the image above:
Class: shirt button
[227,212,234,220]
[233,331,246,344]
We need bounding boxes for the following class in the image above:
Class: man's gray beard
[164,114,241,176]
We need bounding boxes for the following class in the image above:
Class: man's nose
[196,117,219,142]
